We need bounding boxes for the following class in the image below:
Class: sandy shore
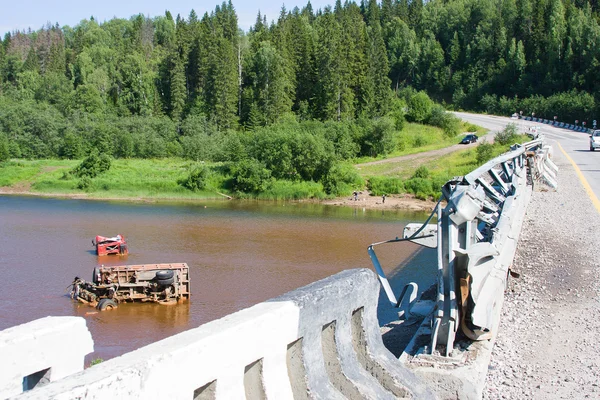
[319,191,437,212]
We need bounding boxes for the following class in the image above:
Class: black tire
[97,298,118,311]
[157,277,175,286]
[92,267,100,284]
[155,270,174,280]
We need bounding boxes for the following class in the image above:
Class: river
[0,195,436,364]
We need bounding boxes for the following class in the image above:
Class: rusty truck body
[93,234,128,256]
[71,263,190,310]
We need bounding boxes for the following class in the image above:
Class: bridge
[2,113,598,399]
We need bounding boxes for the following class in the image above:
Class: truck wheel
[92,267,100,284]
[157,277,175,286]
[155,270,174,280]
[97,298,118,311]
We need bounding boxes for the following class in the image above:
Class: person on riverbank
[382,194,386,203]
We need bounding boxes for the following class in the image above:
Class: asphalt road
[453,111,600,206]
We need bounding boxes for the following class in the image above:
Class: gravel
[483,141,600,399]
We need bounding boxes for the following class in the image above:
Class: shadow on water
[375,246,437,325]
[374,246,437,357]
[72,300,192,366]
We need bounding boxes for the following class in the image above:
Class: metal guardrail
[369,136,557,357]
[523,116,596,133]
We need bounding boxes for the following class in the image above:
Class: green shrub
[466,123,479,132]
[358,117,396,157]
[230,158,272,194]
[0,133,9,162]
[322,163,364,196]
[407,91,433,123]
[404,177,434,199]
[388,96,407,131]
[395,135,408,151]
[367,176,403,196]
[60,131,83,160]
[89,358,103,367]
[412,166,430,179]
[259,180,325,200]
[427,105,461,137]
[178,165,212,191]
[476,142,494,164]
[393,112,406,131]
[72,151,111,178]
[77,176,93,190]
[495,123,519,145]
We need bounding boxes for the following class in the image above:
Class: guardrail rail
[370,136,557,357]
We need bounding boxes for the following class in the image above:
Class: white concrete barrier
[0,317,93,399]
[10,269,434,400]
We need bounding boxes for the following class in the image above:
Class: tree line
[0,0,599,185]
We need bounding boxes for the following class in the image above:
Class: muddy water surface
[0,195,435,364]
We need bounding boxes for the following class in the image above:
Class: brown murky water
[0,196,435,364]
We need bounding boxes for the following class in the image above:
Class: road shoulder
[483,139,600,399]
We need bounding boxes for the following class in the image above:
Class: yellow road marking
[556,142,600,213]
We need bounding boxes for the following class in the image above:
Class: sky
[1,0,333,38]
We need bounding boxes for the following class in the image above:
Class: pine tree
[365,0,392,117]
[341,2,369,118]
[287,10,316,117]
[314,8,351,121]
[387,18,419,91]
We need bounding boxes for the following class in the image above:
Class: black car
[460,134,478,144]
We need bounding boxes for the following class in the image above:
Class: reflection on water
[0,195,435,364]
[71,301,191,359]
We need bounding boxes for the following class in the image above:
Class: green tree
[178,164,212,191]
[73,150,112,178]
[407,91,433,122]
[231,158,272,193]
[387,18,419,91]
[248,41,293,125]
[0,132,9,162]
[314,9,353,121]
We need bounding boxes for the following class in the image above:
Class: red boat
[94,234,128,256]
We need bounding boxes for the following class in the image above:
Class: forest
[0,0,598,198]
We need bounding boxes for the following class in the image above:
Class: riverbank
[0,184,438,212]
[318,191,437,211]
[483,140,600,399]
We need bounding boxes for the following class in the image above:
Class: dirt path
[355,142,475,168]
[355,132,493,169]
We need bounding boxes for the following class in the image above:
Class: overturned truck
[71,263,191,310]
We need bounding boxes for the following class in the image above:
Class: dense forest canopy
[0,0,599,164]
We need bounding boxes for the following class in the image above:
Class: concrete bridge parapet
[5,269,434,400]
[0,317,93,399]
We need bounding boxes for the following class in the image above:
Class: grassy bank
[0,159,223,200]
[0,124,520,204]
[363,133,532,200]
